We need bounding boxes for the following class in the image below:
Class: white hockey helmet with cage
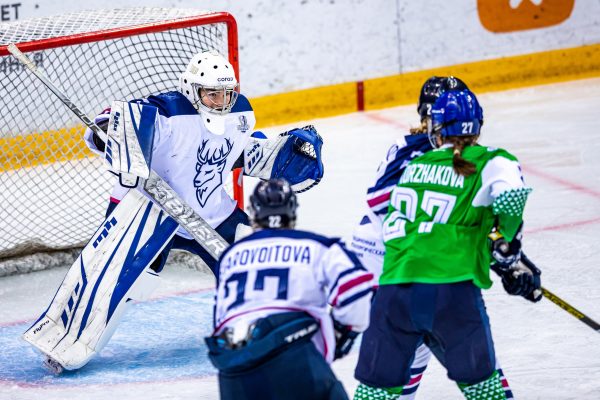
[179,51,239,117]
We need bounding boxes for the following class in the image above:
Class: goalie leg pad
[23,190,179,370]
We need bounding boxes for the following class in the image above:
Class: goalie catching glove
[244,125,324,192]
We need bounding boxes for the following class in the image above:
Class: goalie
[24,50,323,373]
[85,50,324,275]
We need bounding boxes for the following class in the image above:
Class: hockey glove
[491,253,542,302]
[272,125,323,192]
[489,224,522,268]
[333,319,359,360]
[94,116,110,152]
[244,125,324,193]
[83,108,111,155]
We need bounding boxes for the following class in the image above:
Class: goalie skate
[42,356,64,375]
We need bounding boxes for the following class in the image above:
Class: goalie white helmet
[179,50,239,117]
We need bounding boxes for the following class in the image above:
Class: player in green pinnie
[354,89,541,400]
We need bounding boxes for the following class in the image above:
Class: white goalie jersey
[84,92,256,237]
[213,229,374,363]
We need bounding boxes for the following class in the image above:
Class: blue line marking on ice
[0,291,217,386]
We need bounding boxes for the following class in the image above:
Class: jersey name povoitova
[380,145,525,289]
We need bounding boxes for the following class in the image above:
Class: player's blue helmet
[429,89,483,147]
[249,179,298,229]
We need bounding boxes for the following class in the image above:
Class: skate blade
[42,356,64,375]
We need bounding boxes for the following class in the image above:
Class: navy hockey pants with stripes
[355,281,497,388]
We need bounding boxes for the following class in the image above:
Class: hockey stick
[519,253,600,333]
[541,286,600,332]
[8,43,228,260]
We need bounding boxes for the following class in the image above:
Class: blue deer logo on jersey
[194,138,234,206]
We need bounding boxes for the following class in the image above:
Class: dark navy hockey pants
[355,281,497,388]
[218,339,348,400]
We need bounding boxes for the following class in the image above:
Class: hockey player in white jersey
[346,77,516,399]
[206,179,374,400]
[24,51,324,373]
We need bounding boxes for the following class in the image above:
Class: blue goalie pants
[355,281,497,388]
[217,339,347,400]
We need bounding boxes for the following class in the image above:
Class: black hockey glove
[333,319,359,360]
[489,224,522,268]
[92,116,110,153]
[491,253,542,303]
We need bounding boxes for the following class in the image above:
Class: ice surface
[1,78,599,399]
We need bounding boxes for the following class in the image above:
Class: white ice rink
[1,78,599,399]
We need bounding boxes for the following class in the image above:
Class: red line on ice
[522,165,600,200]
[525,216,600,234]
[0,372,216,389]
[363,112,412,131]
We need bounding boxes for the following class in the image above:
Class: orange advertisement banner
[478,0,574,33]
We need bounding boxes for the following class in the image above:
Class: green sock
[458,371,508,400]
[353,383,403,400]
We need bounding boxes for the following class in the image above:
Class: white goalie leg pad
[23,190,179,370]
[86,264,162,357]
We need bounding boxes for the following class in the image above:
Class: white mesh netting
[0,8,219,45]
[0,7,235,274]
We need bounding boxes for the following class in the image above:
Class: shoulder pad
[132,91,197,117]
[368,133,433,194]
[231,93,253,113]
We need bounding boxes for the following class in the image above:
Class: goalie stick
[7,43,228,260]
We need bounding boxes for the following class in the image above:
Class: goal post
[0,8,244,266]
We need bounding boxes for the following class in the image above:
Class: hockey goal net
[0,8,242,273]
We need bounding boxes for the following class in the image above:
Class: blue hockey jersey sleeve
[366,133,433,216]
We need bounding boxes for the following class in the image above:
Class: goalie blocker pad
[23,190,179,370]
[244,125,324,193]
[106,100,157,188]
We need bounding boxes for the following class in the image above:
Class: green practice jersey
[381,144,532,289]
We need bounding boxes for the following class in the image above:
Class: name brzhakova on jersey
[400,162,465,189]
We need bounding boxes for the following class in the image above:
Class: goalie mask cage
[0,8,243,269]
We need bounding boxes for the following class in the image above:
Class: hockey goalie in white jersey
[206,179,374,400]
[23,51,324,373]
